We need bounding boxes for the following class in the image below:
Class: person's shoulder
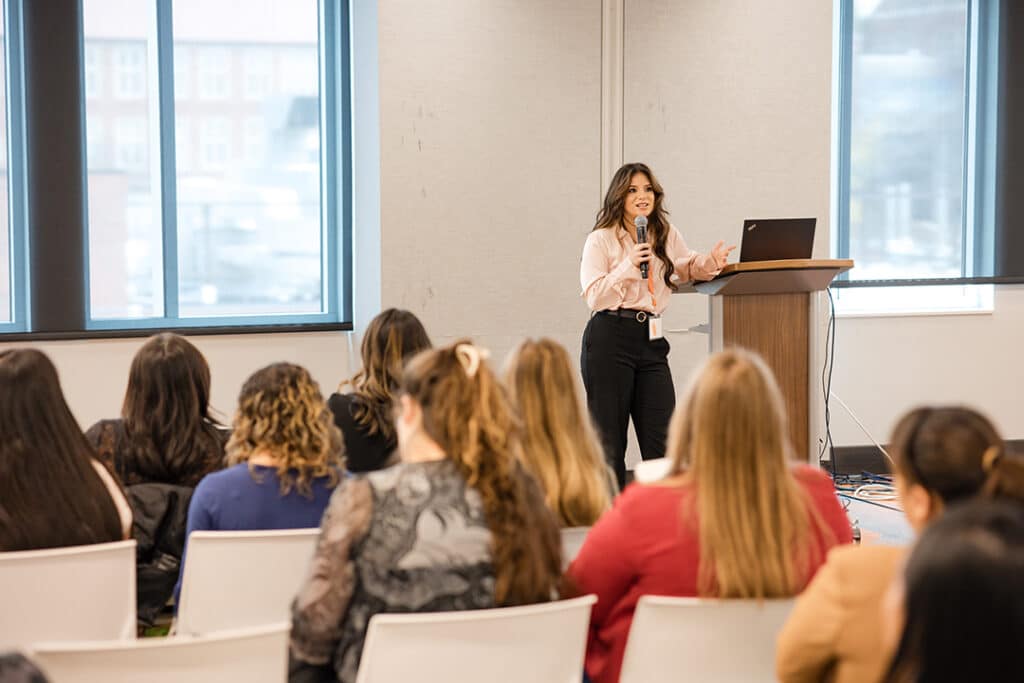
[85,417,123,441]
[195,462,251,491]
[616,479,686,513]
[792,464,835,490]
[584,227,617,248]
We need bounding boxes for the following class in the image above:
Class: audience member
[289,341,561,683]
[504,338,615,527]
[567,349,852,683]
[881,499,1024,683]
[328,308,431,473]
[0,349,131,551]
[175,362,344,601]
[777,406,1024,683]
[86,333,226,487]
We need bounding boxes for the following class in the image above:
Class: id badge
[648,314,664,341]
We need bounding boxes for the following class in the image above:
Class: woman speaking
[580,162,734,487]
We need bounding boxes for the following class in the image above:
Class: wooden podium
[691,259,853,461]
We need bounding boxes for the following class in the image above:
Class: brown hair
[227,363,343,496]
[401,340,562,606]
[890,406,1024,505]
[120,333,225,486]
[0,349,123,551]
[667,349,830,599]
[341,309,432,442]
[593,162,675,287]
[504,338,613,527]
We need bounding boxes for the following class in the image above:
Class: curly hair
[227,363,344,496]
[401,340,562,606]
[341,308,431,441]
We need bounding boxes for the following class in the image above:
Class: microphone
[635,215,649,279]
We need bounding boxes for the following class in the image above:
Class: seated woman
[85,333,227,624]
[0,349,131,551]
[328,308,431,472]
[175,362,344,600]
[86,332,227,487]
[567,349,852,683]
[504,338,615,527]
[289,341,562,683]
[776,407,1024,683]
[882,499,1024,683]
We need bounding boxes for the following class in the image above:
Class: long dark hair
[889,407,1024,506]
[593,162,675,287]
[401,340,562,606]
[342,309,431,442]
[120,333,224,486]
[883,500,1024,683]
[0,349,123,551]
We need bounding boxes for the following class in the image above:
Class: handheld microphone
[635,215,649,279]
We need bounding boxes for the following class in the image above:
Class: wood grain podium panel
[722,293,809,458]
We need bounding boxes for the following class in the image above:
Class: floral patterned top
[289,459,496,682]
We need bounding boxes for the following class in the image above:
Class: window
[833,0,1006,312]
[84,44,102,99]
[197,47,229,100]
[0,0,9,325]
[113,43,146,100]
[243,48,273,101]
[63,0,350,333]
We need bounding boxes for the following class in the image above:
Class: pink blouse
[580,224,720,314]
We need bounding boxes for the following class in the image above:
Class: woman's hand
[630,243,653,269]
[710,240,736,269]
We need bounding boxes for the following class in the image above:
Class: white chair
[0,540,136,649]
[175,528,319,635]
[632,457,673,483]
[560,526,590,568]
[31,622,289,683]
[619,595,796,683]
[355,595,598,683]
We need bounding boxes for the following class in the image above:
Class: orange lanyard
[647,269,657,310]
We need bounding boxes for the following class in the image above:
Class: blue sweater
[173,463,338,604]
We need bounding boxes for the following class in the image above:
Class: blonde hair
[227,363,343,496]
[401,340,562,606]
[504,338,613,527]
[667,349,828,599]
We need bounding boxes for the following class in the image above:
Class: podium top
[690,259,854,296]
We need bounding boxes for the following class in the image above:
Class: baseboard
[825,439,1024,475]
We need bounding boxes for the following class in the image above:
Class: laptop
[739,218,816,262]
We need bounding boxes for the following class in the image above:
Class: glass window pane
[173,0,322,317]
[83,1,164,320]
[0,1,9,324]
[848,0,968,280]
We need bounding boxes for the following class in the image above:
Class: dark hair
[120,333,225,486]
[890,407,1024,505]
[401,340,562,606]
[884,499,1024,683]
[593,162,675,288]
[0,349,123,551]
[342,309,431,441]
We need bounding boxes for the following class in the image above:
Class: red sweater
[567,465,853,683]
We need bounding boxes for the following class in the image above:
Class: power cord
[819,288,838,473]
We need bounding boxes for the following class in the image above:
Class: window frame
[832,0,1012,289]
[0,0,352,339]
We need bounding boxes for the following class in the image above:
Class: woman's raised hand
[710,240,737,269]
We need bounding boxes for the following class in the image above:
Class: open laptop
[739,218,816,262]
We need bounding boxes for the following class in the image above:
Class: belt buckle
[635,311,648,323]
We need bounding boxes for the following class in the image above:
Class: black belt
[597,308,651,323]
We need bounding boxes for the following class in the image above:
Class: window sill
[832,285,994,319]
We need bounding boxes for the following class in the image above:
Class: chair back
[633,457,672,483]
[31,622,289,683]
[355,595,597,683]
[560,526,590,568]
[175,528,319,635]
[619,595,796,683]
[0,540,136,649]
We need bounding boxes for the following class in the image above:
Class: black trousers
[580,311,676,488]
